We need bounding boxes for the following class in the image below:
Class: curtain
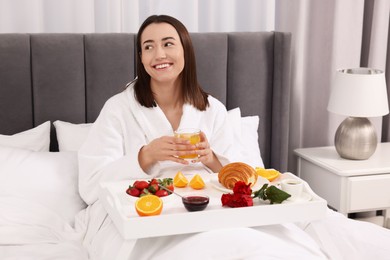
[275,0,390,172]
[1,0,389,173]
[0,0,275,33]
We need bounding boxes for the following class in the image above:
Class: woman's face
[140,22,185,85]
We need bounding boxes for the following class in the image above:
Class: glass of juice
[174,128,201,160]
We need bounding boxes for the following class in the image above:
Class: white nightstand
[295,143,390,227]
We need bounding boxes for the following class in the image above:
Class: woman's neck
[151,79,183,110]
[151,79,184,130]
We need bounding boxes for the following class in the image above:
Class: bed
[1,32,389,260]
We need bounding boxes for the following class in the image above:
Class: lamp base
[334,117,377,160]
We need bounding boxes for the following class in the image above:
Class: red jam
[182,195,209,212]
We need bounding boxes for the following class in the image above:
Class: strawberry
[148,183,159,194]
[155,189,169,197]
[126,187,141,197]
[140,188,151,197]
[134,180,149,190]
[149,178,159,185]
[159,178,174,192]
[166,183,174,192]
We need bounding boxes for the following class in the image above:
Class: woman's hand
[139,132,223,173]
[138,135,196,171]
[192,132,223,172]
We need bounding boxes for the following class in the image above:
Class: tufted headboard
[0,32,291,171]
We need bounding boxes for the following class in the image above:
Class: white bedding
[79,194,390,260]
[0,137,88,260]
[0,197,88,260]
[2,196,390,260]
[301,209,390,260]
[1,120,390,260]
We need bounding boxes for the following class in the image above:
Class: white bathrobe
[79,83,235,205]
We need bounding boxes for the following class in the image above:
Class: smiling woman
[77,14,249,259]
[130,15,223,174]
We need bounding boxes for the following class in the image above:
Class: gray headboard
[0,32,292,171]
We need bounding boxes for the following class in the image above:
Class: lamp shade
[327,68,389,117]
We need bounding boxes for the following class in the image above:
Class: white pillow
[227,107,242,160]
[0,121,51,151]
[54,120,92,152]
[227,108,264,168]
[241,115,264,168]
[0,146,87,225]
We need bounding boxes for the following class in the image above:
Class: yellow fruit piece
[188,134,201,145]
[255,167,281,182]
[135,195,163,217]
[173,171,189,187]
[189,174,205,189]
[177,132,201,145]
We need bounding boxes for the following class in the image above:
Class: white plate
[284,192,312,203]
[210,175,269,193]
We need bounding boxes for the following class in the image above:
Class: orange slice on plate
[189,174,205,189]
[173,171,189,187]
[135,195,163,217]
[255,167,281,182]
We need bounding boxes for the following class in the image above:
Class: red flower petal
[233,181,252,195]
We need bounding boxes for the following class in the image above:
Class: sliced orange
[135,195,163,217]
[189,174,205,189]
[255,167,281,182]
[173,171,189,187]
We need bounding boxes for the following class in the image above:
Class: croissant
[218,162,258,189]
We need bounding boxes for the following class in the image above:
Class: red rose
[221,181,254,208]
[221,193,253,208]
[232,181,252,195]
[221,193,233,206]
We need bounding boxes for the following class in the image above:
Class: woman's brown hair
[133,15,209,110]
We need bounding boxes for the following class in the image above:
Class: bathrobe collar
[126,83,202,143]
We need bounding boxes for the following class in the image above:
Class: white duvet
[301,209,390,260]
[2,195,390,260]
[0,197,88,260]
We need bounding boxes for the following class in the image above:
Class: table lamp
[327,68,389,160]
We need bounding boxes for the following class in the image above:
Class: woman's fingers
[156,132,212,164]
[193,132,213,163]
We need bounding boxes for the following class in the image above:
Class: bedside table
[294,143,390,226]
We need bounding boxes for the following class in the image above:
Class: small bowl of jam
[182,195,209,212]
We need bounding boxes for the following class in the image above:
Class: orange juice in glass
[174,128,201,159]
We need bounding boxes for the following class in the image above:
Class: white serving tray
[99,172,327,240]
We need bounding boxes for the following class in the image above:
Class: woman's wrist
[138,145,155,172]
[203,152,222,173]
